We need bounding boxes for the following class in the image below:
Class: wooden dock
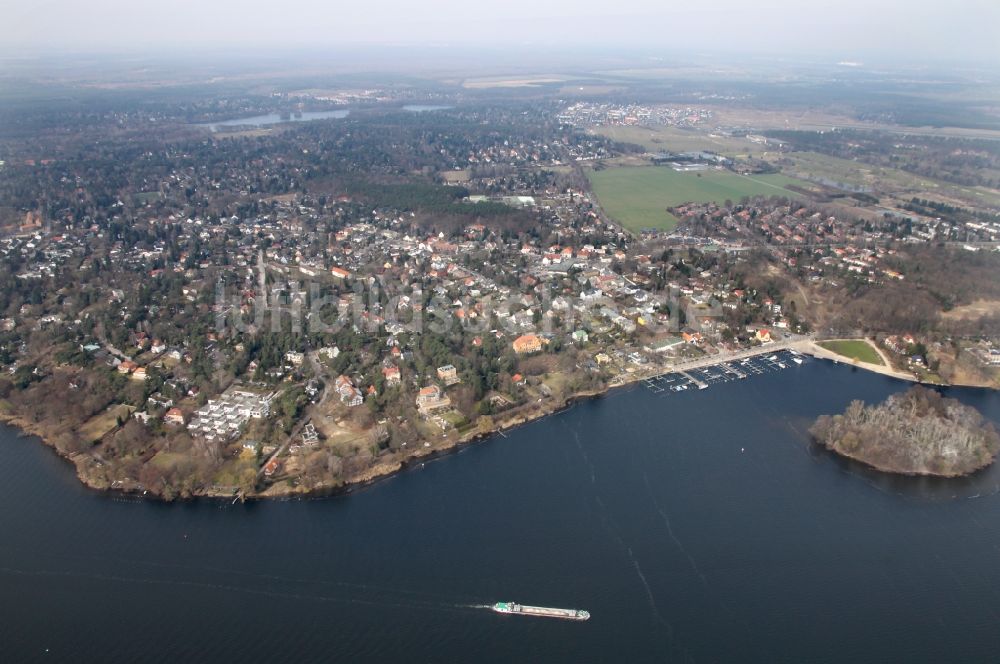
[722,363,747,379]
[679,371,708,390]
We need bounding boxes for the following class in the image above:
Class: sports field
[587,166,806,233]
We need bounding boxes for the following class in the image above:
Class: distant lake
[199,110,350,131]
[402,104,454,112]
[3,359,1000,662]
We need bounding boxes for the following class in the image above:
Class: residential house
[263,457,281,477]
[382,365,401,387]
[512,334,543,354]
[335,374,364,407]
[164,407,185,426]
[682,331,704,344]
[437,364,460,385]
[300,422,319,446]
[416,385,451,413]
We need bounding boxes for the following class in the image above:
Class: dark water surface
[3,359,1000,663]
[199,110,350,131]
[402,105,454,112]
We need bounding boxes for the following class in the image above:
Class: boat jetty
[642,348,807,395]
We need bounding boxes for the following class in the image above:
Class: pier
[722,363,747,380]
[638,339,814,397]
[679,371,708,390]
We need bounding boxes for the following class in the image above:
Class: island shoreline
[814,441,994,479]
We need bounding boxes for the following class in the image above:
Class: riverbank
[795,339,919,383]
[0,374,612,503]
[800,338,1000,390]
[252,384,611,500]
[0,407,97,492]
[255,339,997,500]
[2,337,994,503]
[0,374,607,503]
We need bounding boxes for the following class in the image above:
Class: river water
[402,105,454,112]
[199,110,350,132]
[3,358,1000,663]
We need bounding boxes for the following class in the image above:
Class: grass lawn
[587,165,806,233]
[441,411,468,427]
[818,340,884,365]
[149,452,188,470]
[212,459,257,487]
[79,404,135,442]
[133,191,160,204]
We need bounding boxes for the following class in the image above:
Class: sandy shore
[795,339,918,383]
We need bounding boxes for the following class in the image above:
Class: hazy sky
[3,0,999,64]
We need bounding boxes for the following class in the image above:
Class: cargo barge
[491,601,590,621]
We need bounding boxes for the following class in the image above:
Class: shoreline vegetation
[0,380,610,502]
[810,386,1000,477]
[2,338,995,502]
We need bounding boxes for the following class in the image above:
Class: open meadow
[782,152,1000,208]
[591,125,772,158]
[587,165,807,232]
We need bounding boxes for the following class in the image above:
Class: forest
[810,386,1000,477]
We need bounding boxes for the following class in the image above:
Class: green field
[587,166,806,233]
[818,340,885,365]
[592,125,769,158]
[785,151,1000,208]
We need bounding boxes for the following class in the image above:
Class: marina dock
[640,347,807,397]
[679,371,708,390]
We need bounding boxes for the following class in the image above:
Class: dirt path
[870,341,896,369]
[794,282,810,307]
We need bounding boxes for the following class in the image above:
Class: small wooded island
[811,387,1000,477]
